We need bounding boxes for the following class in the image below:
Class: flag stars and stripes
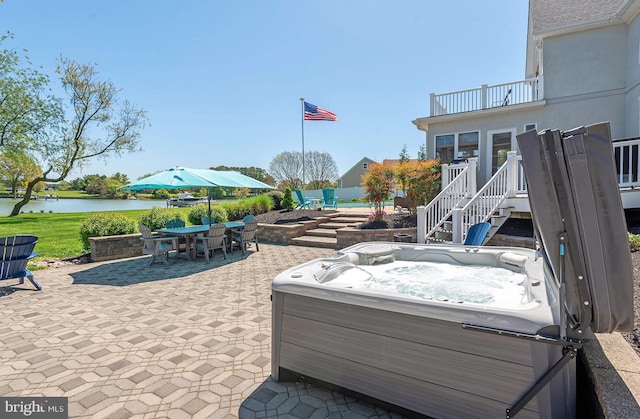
[304,102,338,121]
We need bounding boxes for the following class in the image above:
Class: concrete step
[292,235,337,248]
[330,216,368,224]
[319,222,361,229]
[306,228,337,238]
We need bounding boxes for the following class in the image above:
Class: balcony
[429,76,544,117]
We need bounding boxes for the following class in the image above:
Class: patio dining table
[158,221,245,260]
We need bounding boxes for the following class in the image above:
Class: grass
[0,209,192,262]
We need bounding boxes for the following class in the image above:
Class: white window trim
[486,128,518,180]
[434,131,480,163]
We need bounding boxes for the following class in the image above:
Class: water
[0,198,167,215]
[328,260,529,308]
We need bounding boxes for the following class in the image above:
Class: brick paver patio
[0,244,407,418]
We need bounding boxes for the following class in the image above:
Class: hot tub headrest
[499,252,529,268]
[351,243,396,265]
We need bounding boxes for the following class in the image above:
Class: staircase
[419,152,522,244]
[292,212,369,248]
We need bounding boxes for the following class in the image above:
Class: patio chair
[464,222,491,246]
[139,224,178,267]
[230,219,259,255]
[193,223,227,262]
[322,188,339,209]
[294,189,311,209]
[0,235,41,290]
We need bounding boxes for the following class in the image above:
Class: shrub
[222,195,274,220]
[282,188,295,211]
[361,163,395,222]
[153,189,171,199]
[396,159,441,215]
[235,188,250,199]
[79,212,137,251]
[266,190,285,210]
[629,232,640,251]
[252,194,273,214]
[139,207,185,230]
[188,204,228,225]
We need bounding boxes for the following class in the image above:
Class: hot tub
[272,123,634,419]
[272,242,572,418]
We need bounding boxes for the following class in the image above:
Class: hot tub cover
[517,122,633,334]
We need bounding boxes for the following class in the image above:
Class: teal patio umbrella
[121,166,274,224]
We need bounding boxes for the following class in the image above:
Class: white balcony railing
[429,77,544,117]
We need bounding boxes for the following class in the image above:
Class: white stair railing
[417,159,476,243]
[451,152,519,243]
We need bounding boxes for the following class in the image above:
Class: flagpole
[300,97,305,188]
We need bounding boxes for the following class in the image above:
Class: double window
[435,131,479,164]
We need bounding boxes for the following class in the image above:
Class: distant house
[337,157,377,188]
[410,0,640,243]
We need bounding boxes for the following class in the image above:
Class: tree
[361,163,395,222]
[305,151,339,190]
[210,165,275,186]
[268,150,338,191]
[399,144,410,163]
[3,54,147,216]
[269,151,303,191]
[418,143,427,161]
[0,33,63,150]
[0,148,41,196]
[110,172,129,185]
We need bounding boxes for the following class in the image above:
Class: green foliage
[153,188,170,199]
[221,194,274,220]
[397,160,441,214]
[138,207,184,230]
[235,187,250,199]
[629,233,640,251]
[188,204,228,225]
[209,187,227,199]
[266,190,285,210]
[282,188,295,210]
[399,144,410,163]
[79,212,137,251]
[361,164,395,221]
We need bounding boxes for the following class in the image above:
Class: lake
[0,197,169,215]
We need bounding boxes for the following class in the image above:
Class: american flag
[304,102,338,121]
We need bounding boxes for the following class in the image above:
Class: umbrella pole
[208,188,212,226]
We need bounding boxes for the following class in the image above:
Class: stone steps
[294,212,369,249]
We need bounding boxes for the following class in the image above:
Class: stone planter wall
[87,222,534,263]
[337,227,418,249]
[89,233,143,262]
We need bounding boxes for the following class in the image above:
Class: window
[525,123,537,132]
[435,131,479,164]
[435,134,454,162]
[363,163,368,169]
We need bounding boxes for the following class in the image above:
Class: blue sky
[2,0,529,182]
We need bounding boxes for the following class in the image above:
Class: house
[411,0,640,243]
[337,157,377,188]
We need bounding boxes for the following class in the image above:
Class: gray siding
[626,12,640,136]
[544,25,627,99]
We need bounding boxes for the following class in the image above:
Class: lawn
[0,209,191,261]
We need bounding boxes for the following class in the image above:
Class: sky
[1,0,529,182]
